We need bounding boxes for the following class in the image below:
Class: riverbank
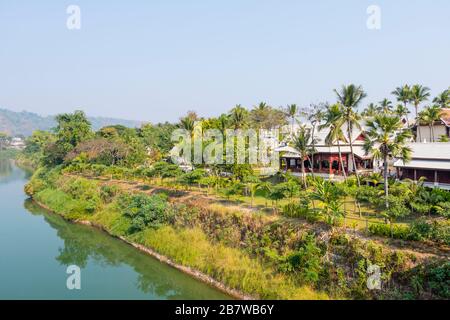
[32,198,250,300]
[24,167,450,300]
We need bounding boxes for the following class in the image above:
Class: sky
[0,0,449,123]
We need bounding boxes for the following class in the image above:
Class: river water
[0,160,230,299]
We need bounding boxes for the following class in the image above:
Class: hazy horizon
[1,0,449,122]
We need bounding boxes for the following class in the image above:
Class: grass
[135,226,329,300]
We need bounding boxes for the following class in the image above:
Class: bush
[118,193,172,233]
[100,185,121,203]
[60,177,101,213]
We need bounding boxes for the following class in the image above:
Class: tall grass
[136,226,329,300]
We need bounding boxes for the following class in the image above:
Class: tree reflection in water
[24,199,231,300]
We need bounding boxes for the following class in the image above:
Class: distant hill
[0,108,143,137]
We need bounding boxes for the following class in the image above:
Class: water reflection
[24,200,230,300]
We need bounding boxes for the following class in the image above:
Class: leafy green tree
[334,84,366,186]
[363,115,412,211]
[0,132,9,151]
[55,111,93,148]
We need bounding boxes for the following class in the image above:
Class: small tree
[243,175,261,206]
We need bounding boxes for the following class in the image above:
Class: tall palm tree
[394,104,410,124]
[433,89,450,109]
[291,125,316,188]
[334,84,366,186]
[392,85,411,111]
[307,106,325,175]
[362,103,379,118]
[379,98,393,114]
[419,105,443,142]
[285,104,299,133]
[410,84,431,142]
[320,104,347,179]
[363,115,412,212]
[229,104,248,129]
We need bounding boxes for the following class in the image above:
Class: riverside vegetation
[20,84,450,300]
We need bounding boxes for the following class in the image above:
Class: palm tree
[307,106,325,175]
[379,98,393,114]
[285,104,299,133]
[433,89,450,109]
[392,85,411,111]
[363,115,412,211]
[291,125,316,188]
[334,84,367,186]
[394,104,410,124]
[419,105,443,142]
[320,104,347,179]
[229,104,248,129]
[410,85,431,142]
[362,103,379,118]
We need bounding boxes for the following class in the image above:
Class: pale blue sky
[0,0,449,123]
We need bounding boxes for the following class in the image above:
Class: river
[0,160,230,299]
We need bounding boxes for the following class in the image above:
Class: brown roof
[441,108,450,126]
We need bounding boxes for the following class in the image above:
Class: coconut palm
[419,105,443,142]
[229,104,248,129]
[291,125,317,188]
[319,104,347,179]
[362,103,379,118]
[394,104,410,124]
[334,84,366,186]
[285,104,299,133]
[307,105,325,175]
[379,98,394,114]
[433,89,450,109]
[410,85,430,141]
[363,115,412,211]
[392,85,411,110]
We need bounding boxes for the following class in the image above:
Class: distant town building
[276,123,379,178]
[9,137,25,150]
[415,108,450,142]
[394,143,450,190]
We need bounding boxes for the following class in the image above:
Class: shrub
[100,185,121,203]
[119,193,172,233]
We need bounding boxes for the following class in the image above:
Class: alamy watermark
[170,124,281,171]
[66,265,81,290]
[66,5,81,30]
[367,5,381,30]
[367,264,382,290]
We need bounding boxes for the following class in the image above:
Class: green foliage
[118,193,172,233]
[278,234,323,284]
[369,220,449,245]
[177,169,207,186]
